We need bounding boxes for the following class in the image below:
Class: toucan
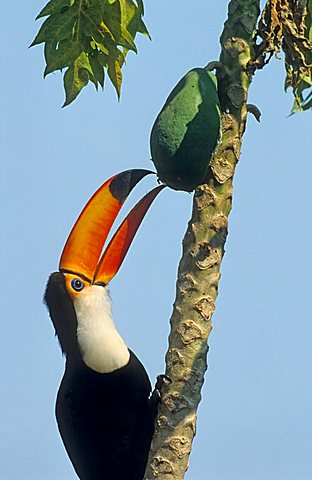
[44,169,165,480]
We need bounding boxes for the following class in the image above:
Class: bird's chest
[58,368,144,433]
[56,359,154,479]
[57,367,152,476]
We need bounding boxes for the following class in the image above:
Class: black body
[45,273,155,480]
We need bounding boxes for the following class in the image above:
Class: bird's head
[44,169,164,367]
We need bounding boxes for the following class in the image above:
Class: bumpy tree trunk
[144,1,261,479]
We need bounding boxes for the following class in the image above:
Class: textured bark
[144,1,261,479]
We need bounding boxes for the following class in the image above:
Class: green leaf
[302,96,312,111]
[107,57,122,98]
[31,6,78,46]
[91,39,110,55]
[120,24,137,52]
[119,0,150,39]
[44,39,83,76]
[80,4,105,37]
[135,0,144,15]
[32,0,149,105]
[63,52,93,106]
[109,45,126,66]
[102,0,121,41]
[89,52,105,87]
[291,87,312,113]
[36,0,70,19]
[135,15,150,38]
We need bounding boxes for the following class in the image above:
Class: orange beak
[59,169,164,284]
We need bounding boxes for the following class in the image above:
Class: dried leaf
[251,0,312,113]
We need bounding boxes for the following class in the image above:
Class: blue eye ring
[71,278,85,292]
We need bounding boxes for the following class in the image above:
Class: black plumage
[45,272,155,480]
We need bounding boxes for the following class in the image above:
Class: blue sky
[1,1,312,479]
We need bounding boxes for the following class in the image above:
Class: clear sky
[1,1,312,479]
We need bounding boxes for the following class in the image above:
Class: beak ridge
[59,169,154,281]
[94,184,165,285]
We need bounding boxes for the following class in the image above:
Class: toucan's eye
[71,278,85,292]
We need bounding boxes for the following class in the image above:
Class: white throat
[73,285,130,373]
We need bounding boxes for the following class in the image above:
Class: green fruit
[150,68,221,191]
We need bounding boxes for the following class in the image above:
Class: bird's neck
[73,285,130,373]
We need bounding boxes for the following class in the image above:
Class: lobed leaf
[44,39,83,76]
[63,51,93,106]
[36,0,70,19]
[107,56,123,98]
[120,0,150,39]
[135,0,144,15]
[31,5,79,46]
[31,0,150,106]
[89,51,105,87]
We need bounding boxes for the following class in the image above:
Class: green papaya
[150,68,221,191]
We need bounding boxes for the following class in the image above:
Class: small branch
[205,61,228,78]
[247,103,262,121]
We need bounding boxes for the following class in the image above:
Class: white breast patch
[73,285,130,373]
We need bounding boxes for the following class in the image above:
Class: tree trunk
[144,1,261,478]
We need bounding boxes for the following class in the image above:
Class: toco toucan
[44,169,165,480]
